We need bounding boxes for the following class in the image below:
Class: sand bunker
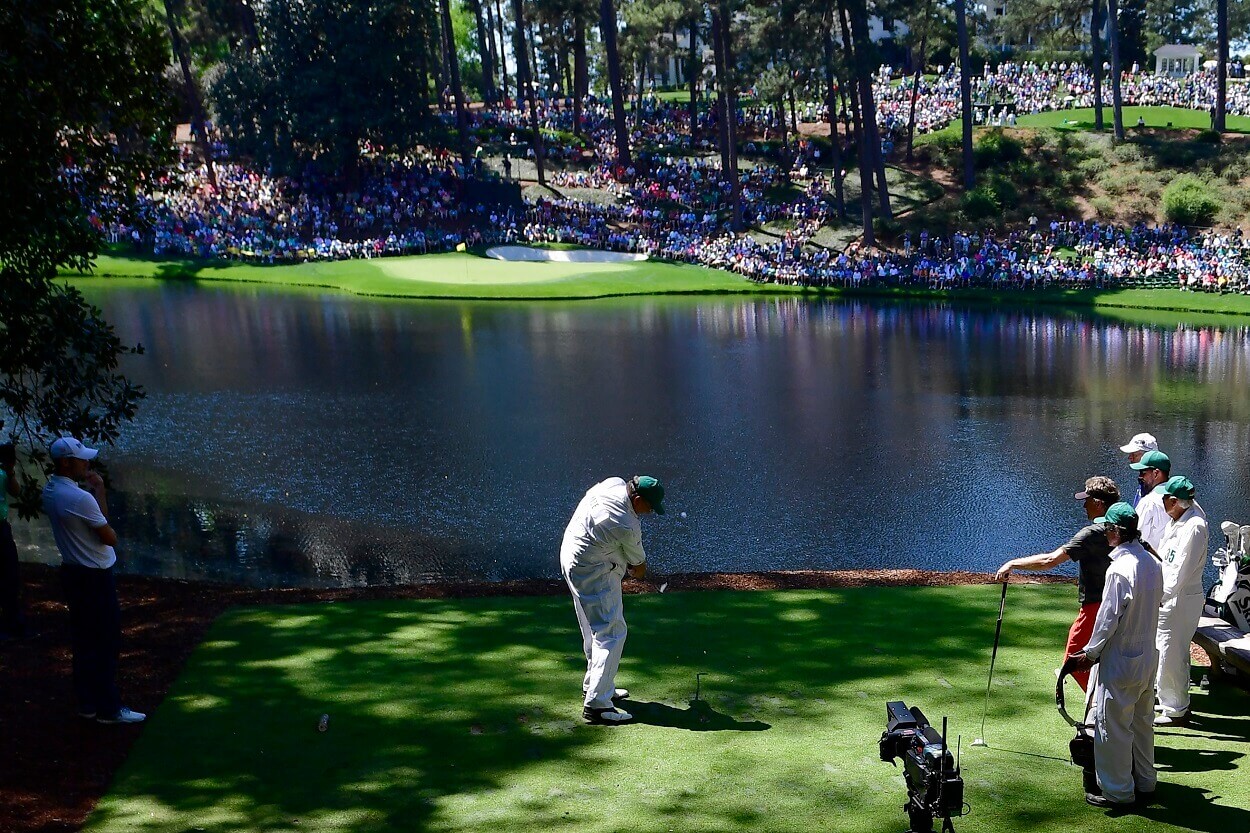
[485,246,648,263]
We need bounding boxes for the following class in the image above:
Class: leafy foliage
[1161,174,1220,226]
[0,0,169,515]
[210,0,435,174]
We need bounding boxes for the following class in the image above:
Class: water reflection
[13,282,1247,588]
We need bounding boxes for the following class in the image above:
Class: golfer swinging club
[560,475,665,724]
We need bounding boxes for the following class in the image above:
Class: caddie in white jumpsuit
[560,475,664,724]
[1153,476,1208,725]
[1075,502,1163,809]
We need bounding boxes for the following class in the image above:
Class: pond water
[14,282,1250,588]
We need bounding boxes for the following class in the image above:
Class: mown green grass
[83,585,1249,833]
[63,251,1250,318]
[1015,106,1250,133]
[65,251,803,300]
[920,106,1250,143]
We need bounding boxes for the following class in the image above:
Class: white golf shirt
[560,477,646,582]
[42,475,115,569]
[1136,489,1169,553]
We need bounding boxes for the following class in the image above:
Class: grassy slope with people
[905,119,1250,236]
[82,584,1248,833]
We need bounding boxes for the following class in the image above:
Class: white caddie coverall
[1083,538,1163,804]
[560,478,646,710]
[1135,489,1168,553]
[1155,502,1208,718]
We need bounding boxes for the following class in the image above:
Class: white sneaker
[1153,712,1188,727]
[583,706,633,724]
[97,707,146,724]
[583,688,630,701]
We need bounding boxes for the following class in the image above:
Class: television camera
[879,701,966,833]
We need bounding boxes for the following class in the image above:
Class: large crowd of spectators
[95,61,1250,297]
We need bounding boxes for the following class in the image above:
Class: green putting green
[64,251,798,300]
[84,585,1248,833]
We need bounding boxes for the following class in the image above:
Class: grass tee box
[85,585,1248,833]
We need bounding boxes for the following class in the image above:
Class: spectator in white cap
[42,437,145,724]
[1118,433,1159,507]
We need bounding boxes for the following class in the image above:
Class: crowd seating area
[90,61,1250,295]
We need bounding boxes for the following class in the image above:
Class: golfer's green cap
[634,475,665,514]
[1159,475,1196,501]
[1130,450,1171,473]
[1093,502,1138,530]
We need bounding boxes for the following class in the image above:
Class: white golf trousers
[1156,593,1205,717]
[1092,677,1158,803]
[564,571,627,709]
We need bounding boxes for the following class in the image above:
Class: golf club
[971,580,1009,747]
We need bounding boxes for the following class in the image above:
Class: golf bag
[1207,522,1250,630]
[1056,655,1098,795]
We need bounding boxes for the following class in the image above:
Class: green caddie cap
[1159,475,1195,501]
[1093,501,1138,531]
[634,475,665,514]
[1129,450,1170,473]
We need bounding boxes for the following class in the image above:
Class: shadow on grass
[1132,781,1250,833]
[82,586,1250,833]
[623,697,770,732]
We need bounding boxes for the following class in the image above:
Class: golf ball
[680,511,688,518]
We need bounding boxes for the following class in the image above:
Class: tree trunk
[598,0,632,166]
[162,0,217,190]
[471,0,497,102]
[528,20,541,101]
[1216,0,1228,132]
[711,8,731,175]
[557,22,571,97]
[432,5,447,102]
[636,53,647,127]
[955,0,974,189]
[1107,0,1124,140]
[838,2,874,245]
[415,5,432,108]
[718,2,741,232]
[689,18,700,144]
[484,0,501,100]
[511,0,546,184]
[821,17,846,220]
[1095,0,1105,130]
[1091,0,1104,130]
[847,0,890,219]
[905,0,933,163]
[441,0,472,162]
[572,17,587,136]
[777,97,789,156]
[494,0,510,100]
[788,87,798,136]
[905,31,926,163]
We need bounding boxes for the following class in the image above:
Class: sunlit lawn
[84,585,1249,833]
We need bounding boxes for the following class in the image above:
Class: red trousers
[1065,602,1102,691]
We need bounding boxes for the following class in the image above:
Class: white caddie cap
[49,437,99,461]
[1118,433,1158,454]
